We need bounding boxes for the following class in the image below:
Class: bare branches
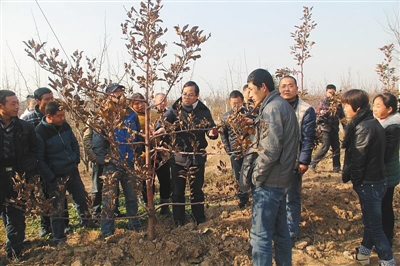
[276,6,317,93]
[376,43,399,94]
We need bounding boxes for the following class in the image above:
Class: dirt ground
[0,145,399,266]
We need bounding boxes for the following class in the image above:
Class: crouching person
[0,90,38,259]
[35,101,90,245]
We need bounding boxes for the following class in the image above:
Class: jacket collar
[342,107,373,149]
[172,98,207,111]
[257,90,279,114]
[379,113,400,128]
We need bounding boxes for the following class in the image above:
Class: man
[155,81,218,226]
[22,87,69,237]
[24,87,54,126]
[242,84,250,105]
[278,76,316,241]
[151,92,172,215]
[100,83,141,237]
[240,69,299,266]
[220,90,249,209]
[19,95,36,120]
[154,92,168,113]
[310,84,345,173]
[35,101,90,244]
[0,90,37,259]
[83,83,124,219]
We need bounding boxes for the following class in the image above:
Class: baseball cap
[106,83,125,93]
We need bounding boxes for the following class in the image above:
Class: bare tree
[23,0,210,240]
[376,43,399,94]
[275,6,317,93]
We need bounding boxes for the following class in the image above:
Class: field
[0,138,399,266]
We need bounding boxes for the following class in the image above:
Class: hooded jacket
[342,108,386,186]
[240,90,299,190]
[35,117,80,182]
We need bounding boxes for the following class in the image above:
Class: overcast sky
[1,0,399,99]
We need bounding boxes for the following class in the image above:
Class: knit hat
[34,87,52,100]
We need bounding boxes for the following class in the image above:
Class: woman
[341,89,395,266]
[373,92,400,247]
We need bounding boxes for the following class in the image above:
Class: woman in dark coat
[341,89,395,266]
[373,92,400,247]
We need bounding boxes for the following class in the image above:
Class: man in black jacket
[220,90,249,208]
[0,90,38,259]
[155,81,218,226]
[310,84,345,173]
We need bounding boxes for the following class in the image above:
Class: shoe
[333,167,341,173]
[174,220,185,227]
[196,218,206,225]
[114,211,125,218]
[64,226,73,235]
[310,165,316,173]
[126,224,142,232]
[101,232,113,238]
[39,227,51,237]
[7,249,22,260]
[343,248,370,265]
[238,201,247,209]
[56,240,67,248]
[81,220,99,229]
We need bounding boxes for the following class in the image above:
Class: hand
[298,164,308,175]
[154,127,166,135]
[245,118,254,125]
[208,127,219,137]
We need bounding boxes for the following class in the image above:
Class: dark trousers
[0,168,25,256]
[230,155,249,204]
[382,186,395,246]
[311,130,341,169]
[171,163,205,225]
[40,183,69,230]
[47,167,89,242]
[91,162,120,215]
[142,159,171,203]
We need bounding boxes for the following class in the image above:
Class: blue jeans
[251,185,292,266]
[230,155,249,204]
[101,169,141,236]
[48,167,89,242]
[354,179,393,261]
[286,170,302,239]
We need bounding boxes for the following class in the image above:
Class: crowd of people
[0,68,399,266]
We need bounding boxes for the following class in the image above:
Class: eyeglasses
[182,93,197,98]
